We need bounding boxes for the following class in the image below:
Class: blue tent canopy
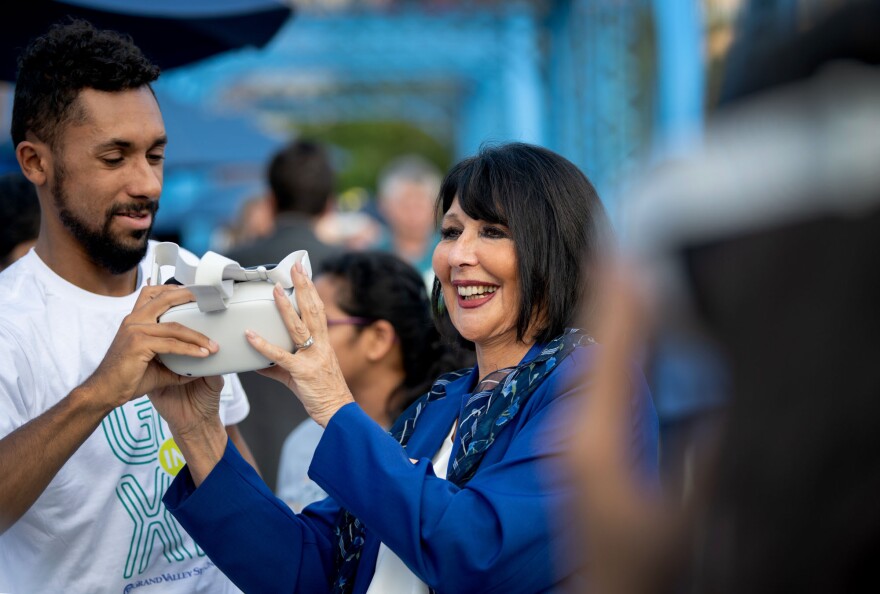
[0,0,292,81]
[156,90,283,170]
[150,89,286,251]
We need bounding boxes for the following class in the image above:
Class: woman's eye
[482,226,509,239]
[148,153,166,163]
[440,227,461,240]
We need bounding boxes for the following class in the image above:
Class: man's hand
[1,285,220,533]
[80,284,219,412]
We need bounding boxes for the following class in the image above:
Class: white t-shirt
[0,247,249,594]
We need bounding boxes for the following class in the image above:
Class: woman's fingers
[290,262,328,342]
[272,262,328,349]
[246,329,295,370]
[202,374,226,393]
[272,282,310,347]
[255,364,290,384]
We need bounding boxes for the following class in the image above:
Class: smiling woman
[431,143,609,373]
[151,142,660,594]
[432,201,520,358]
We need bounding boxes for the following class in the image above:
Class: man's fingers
[148,335,215,359]
[135,322,218,356]
[150,363,200,388]
[131,285,196,320]
[140,287,199,320]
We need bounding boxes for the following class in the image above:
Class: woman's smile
[453,280,499,308]
[433,198,521,351]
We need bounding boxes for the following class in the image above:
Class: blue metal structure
[159,4,548,158]
[0,0,712,251]
[157,0,707,242]
[546,0,704,223]
[4,0,830,255]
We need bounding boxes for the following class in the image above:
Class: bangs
[438,155,509,226]
[432,142,607,347]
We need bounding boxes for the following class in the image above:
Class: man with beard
[0,20,253,593]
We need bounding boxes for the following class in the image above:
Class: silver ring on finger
[294,335,314,353]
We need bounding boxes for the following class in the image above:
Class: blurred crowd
[2,1,879,592]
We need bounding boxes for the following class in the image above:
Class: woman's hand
[150,375,225,439]
[246,263,355,427]
[149,375,228,486]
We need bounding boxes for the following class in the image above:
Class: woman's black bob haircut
[431,142,609,347]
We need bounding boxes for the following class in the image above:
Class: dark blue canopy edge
[0,0,292,81]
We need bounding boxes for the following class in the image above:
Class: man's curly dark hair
[11,19,160,149]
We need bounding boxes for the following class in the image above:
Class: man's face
[50,87,166,274]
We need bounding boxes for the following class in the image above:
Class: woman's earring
[432,278,446,315]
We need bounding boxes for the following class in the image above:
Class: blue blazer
[164,341,659,593]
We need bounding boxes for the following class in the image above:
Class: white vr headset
[150,242,311,377]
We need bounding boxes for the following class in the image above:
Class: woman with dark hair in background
[150,142,659,594]
[277,251,468,511]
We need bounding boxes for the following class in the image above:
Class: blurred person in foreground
[277,251,472,512]
[228,138,343,490]
[149,142,660,593]
[0,171,40,270]
[570,2,880,593]
[0,20,252,593]
[375,154,443,287]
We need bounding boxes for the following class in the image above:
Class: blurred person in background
[277,250,472,512]
[570,2,880,593]
[228,138,343,490]
[375,154,442,287]
[0,171,40,270]
[150,142,659,593]
[209,193,275,253]
[228,138,341,268]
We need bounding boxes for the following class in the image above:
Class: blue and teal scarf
[332,329,593,593]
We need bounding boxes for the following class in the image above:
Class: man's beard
[52,164,159,275]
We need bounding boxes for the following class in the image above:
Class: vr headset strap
[150,242,312,313]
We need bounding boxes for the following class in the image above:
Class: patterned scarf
[331,329,593,593]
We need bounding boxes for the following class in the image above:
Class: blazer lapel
[401,368,476,460]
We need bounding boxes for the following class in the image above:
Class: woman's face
[432,197,521,349]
